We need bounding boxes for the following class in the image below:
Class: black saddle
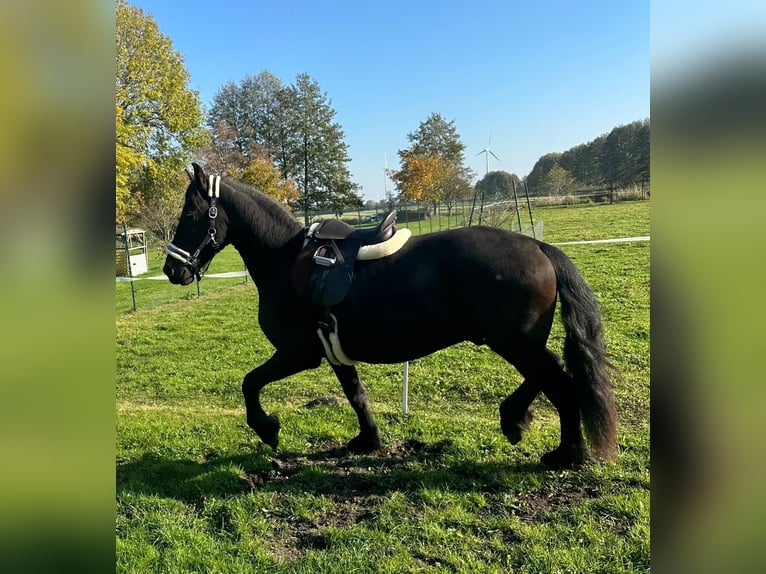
[297,211,398,309]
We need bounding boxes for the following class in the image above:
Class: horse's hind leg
[332,364,382,454]
[492,342,587,468]
[499,379,539,444]
[497,352,563,443]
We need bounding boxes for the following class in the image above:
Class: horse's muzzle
[163,262,194,285]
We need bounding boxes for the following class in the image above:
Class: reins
[165,175,222,282]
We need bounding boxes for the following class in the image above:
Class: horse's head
[163,163,230,285]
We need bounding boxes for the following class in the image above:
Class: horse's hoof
[501,408,534,444]
[347,432,381,454]
[504,428,523,445]
[254,415,280,451]
[540,445,589,470]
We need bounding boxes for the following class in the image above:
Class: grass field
[116,201,650,572]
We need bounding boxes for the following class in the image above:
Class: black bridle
[165,175,222,282]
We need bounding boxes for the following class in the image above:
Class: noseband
[165,175,221,281]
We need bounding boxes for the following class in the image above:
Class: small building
[116,227,148,276]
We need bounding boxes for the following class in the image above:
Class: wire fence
[117,186,645,314]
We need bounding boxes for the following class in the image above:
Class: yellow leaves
[116,105,143,223]
[241,158,299,205]
[390,152,446,202]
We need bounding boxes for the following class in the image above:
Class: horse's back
[336,226,558,362]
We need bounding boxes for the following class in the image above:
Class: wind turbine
[469,134,500,225]
[476,140,500,177]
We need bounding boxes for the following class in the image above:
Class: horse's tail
[537,241,618,460]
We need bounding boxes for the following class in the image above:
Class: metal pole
[122,222,137,312]
[468,189,478,225]
[402,361,409,414]
[523,181,536,239]
[511,180,522,232]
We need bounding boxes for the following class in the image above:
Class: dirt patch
[515,483,600,521]
[301,396,344,409]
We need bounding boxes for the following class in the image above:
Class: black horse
[163,164,617,469]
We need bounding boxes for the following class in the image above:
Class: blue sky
[129,0,648,201]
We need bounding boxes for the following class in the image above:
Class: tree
[116,104,143,222]
[390,152,444,203]
[209,71,361,222]
[437,163,474,216]
[528,119,650,192]
[193,120,248,178]
[208,71,287,162]
[116,0,205,224]
[526,152,562,195]
[406,112,466,163]
[393,113,474,211]
[475,170,522,201]
[541,163,578,196]
[285,73,361,223]
[241,157,299,206]
[134,160,186,244]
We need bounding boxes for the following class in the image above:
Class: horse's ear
[191,162,208,194]
[184,167,193,182]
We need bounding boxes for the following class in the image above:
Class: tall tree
[194,120,248,178]
[393,113,473,210]
[115,0,205,224]
[208,71,287,162]
[406,112,466,163]
[528,119,649,192]
[285,73,361,223]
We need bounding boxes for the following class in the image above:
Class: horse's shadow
[116,440,546,504]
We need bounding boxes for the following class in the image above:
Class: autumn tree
[116,0,206,225]
[241,157,299,206]
[390,152,444,203]
[393,113,474,212]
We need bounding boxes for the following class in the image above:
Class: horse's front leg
[332,364,382,454]
[242,351,320,450]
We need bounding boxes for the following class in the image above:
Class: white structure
[116,227,148,276]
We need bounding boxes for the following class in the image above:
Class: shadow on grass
[117,439,547,504]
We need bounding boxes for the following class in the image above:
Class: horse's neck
[225,188,303,283]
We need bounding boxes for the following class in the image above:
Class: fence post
[511,180,523,233]
[523,182,536,239]
[122,222,137,312]
[402,361,409,414]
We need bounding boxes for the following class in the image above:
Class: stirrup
[313,243,340,267]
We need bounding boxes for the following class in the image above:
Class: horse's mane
[223,177,303,247]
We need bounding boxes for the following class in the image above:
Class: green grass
[117,200,650,572]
